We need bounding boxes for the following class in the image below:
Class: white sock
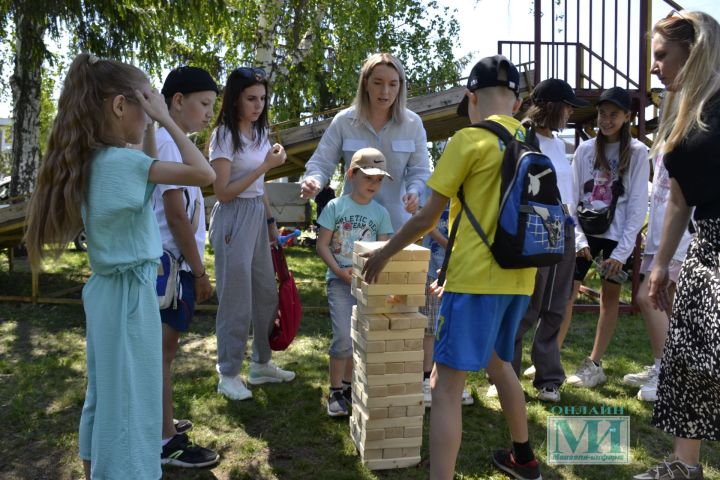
[654,358,662,372]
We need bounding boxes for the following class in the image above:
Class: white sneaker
[461,388,475,405]
[637,374,658,402]
[486,384,498,398]
[537,386,561,403]
[566,358,606,388]
[218,374,252,400]
[523,365,536,379]
[423,378,432,408]
[248,360,296,385]
[623,365,658,387]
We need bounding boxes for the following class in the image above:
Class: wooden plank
[353,303,420,315]
[363,456,422,470]
[355,348,423,364]
[360,393,423,409]
[360,281,426,296]
[353,260,428,274]
[353,358,423,386]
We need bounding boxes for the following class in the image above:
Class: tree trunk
[9,9,45,200]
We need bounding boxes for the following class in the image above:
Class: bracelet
[266,217,276,225]
[192,270,207,279]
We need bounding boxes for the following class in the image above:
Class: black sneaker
[173,418,193,434]
[342,386,352,406]
[492,448,542,480]
[161,433,219,468]
[327,390,349,417]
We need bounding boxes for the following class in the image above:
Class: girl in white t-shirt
[209,67,294,401]
[562,87,649,389]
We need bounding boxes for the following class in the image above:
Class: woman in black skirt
[636,10,720,480]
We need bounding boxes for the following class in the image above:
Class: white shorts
[640,254,684,284]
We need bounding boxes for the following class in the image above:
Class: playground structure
[1,0,680,311]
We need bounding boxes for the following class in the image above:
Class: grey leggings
[209,196,277,377]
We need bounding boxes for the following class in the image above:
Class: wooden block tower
[349,241,430,470]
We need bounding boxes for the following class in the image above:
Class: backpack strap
[436,187,492,286]
[473,120,515,147]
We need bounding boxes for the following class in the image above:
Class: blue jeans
[327,278,356,358]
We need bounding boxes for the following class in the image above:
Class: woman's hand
[403,192,420,214]
[134,88,170,124]
[268,222,279,245]
[300,177,321,199]
[648,264,671,312]
[194,274,213,303]
[338,268,353,285]
[265,144,287,169]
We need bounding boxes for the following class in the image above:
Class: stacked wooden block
[349,241,430,470]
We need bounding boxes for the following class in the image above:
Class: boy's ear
[512,95,522,114]
[171,92,184,110]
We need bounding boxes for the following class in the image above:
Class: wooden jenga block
[358,326,426,342]
[366,363,385,375]
[362,436,422,449]
[404,426,423,438]
[382,243,430,262]
[365,429,385,442]
[388,406,407,418]
[404,338,423,350]
[406,405,424,417]
[387,384,406,396]
[385,427,404,439]
[354,303,420,315]
[354,382,388,399]
[353,312,389,330]
[406,295,426,307]
[405,382,424,395]
[385,339,405,351]
[361,281,425,296]
[403,447,422,457]
[354,261,428,273]
[363,449,382,460]
[353,357,422,386]
[361,393,423,409]
[351,328,387,353]
[353,240,386,254]
[387,272,408,284]
[407,271,428,284]
[385,362,404,374]
[356,349,423,364]
[363,457,422,470]
[374,272,391,284]
[404,361,423,374]
[383,447,404,458]
[354,408,424,430]
[387,314,411,330]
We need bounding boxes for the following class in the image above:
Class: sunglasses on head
[234,67,266,80]
[666,9,687,20]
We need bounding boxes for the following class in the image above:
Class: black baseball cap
[598,86,631,112]
[161,66,219,98]
[457,55,520,117]
[532,78,590,107]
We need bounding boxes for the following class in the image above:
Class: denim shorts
[327,278,356,358]
[160,270,195,332]
[434,292,530,371]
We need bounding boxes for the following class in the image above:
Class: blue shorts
[160,270,195,332]
[434,293,531,371]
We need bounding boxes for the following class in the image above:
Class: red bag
[269,244,302,350]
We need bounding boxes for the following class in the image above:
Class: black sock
[592,360,601,367]
[330,386,342,395]
[341,380,351,390]
[512,441,534,465]
[423,371,431,380]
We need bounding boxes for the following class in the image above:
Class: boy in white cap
[316,148,394,417]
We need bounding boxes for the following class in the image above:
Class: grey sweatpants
[512,230,575,389]
[210,196,277,377]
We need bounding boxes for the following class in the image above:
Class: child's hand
[300,178,321,199]
[268,222,279,245]
[194,274,213,303]
[577,247,592,260]
[429,278,444,299]
[600,258,623,279]
[338,268,353,285]
[134,87,170,124]
[264,144,287,169]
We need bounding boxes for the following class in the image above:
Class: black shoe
[492,448,542,480]
[343,386,352,406]
[173,418,193,434]
[161,433,219,468]
[327,390,349,417]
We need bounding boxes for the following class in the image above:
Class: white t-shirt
[209,125,268,198]
[646,153,692,260]
[537,132,574,212]
[151,127,206,270]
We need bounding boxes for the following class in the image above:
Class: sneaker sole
[637,391,657,402]
[566,376,606,388]
[492,456,543,480]
[161,455,220,468]
[326,406,349,417]
[461,396,475,406]
[217,386,252,400]
[623,377,650,387]
[248,375,295,385]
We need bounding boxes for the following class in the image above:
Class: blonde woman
[636,10,720,480]
[300,53,430,230]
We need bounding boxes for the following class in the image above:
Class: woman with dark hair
[209,67,295,401]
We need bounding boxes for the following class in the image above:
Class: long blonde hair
[652,11,720,156]
[354,53,407,124]
[25,53,149,269]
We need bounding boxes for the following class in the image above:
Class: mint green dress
[78,147,162,479]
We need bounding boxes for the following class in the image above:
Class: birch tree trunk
[9,9,45,200]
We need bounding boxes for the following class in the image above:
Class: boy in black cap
[362,55,543,480]
[153,66,220,468]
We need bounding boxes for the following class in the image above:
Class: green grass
[0,246,718,479]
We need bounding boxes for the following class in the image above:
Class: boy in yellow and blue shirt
[362,56,542,480]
